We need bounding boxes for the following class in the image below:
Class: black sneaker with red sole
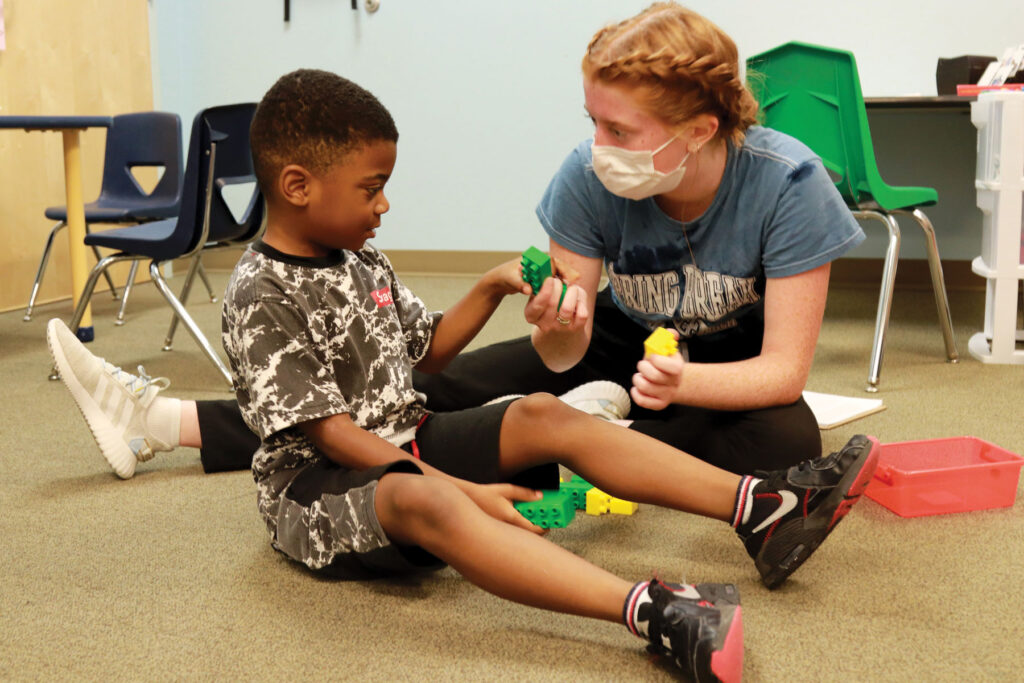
[736,434,880,589]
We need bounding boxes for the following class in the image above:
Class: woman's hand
[631,344,684,410]
[523,275,590,334]
[460,482,547,534]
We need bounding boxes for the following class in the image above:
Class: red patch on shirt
[371,286,394,308]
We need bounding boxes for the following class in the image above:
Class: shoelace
[102,361,171,396]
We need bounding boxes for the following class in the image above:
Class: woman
[414,2,864,473]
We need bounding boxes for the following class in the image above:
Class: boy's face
[305,139,397,253]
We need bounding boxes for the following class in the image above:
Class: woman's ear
[687,114,720,153]
[278,164,313,206]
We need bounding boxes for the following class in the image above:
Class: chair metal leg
[52,253,137,380]
[894,208,959,364]
[89,244,120,299]
[149,261,234,389]
[853,210,901,393]
[114,260,141,326]
[24,221,66,321]
[197,260,217,303]
[163,253,203,351]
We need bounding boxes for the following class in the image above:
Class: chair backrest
[745,41,931,210]
[170,103,264,258]
[97,111,184,216]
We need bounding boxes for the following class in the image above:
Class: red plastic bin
[865,437,1024,517]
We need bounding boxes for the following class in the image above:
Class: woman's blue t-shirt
[535,126,865,361]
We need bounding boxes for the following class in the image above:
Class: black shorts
[293,401,558,580]
[405,400,559,490]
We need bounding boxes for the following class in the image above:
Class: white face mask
[591,136,690,200]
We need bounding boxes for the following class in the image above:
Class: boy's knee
[506,392,571,426]
[377,472,462,527]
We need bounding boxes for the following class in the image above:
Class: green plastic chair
[746,41,958,392]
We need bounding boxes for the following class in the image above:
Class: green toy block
[559,475,594,510]
[520,245,552,295]
[644,327,678,356]
[514,489,575,528]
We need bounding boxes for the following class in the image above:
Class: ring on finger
[555,315,570,326]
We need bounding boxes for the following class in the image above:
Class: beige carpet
[1,264,1022,681]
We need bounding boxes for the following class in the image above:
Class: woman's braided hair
[581,2,758,146]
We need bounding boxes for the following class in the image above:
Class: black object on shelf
[936,55,995,95]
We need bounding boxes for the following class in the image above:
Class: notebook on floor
[802,391,885,430]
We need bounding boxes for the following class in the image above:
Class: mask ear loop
[651,135,679,156]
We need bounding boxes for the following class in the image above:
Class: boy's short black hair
[249,69,398,195]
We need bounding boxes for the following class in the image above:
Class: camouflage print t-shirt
[221,240,441,522]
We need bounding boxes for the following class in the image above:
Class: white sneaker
[558,380,630,421]
[46,319,173,479]
[483,380,630,421]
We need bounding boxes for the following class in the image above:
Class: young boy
[54,69,878,681]
[210,69,883,680]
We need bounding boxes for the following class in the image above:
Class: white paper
[802,391,885,430]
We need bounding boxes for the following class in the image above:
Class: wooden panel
[0,0,154,313]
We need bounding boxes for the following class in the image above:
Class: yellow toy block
[608,497,639,515]
[585,487,638,516]
[644,327,678,356]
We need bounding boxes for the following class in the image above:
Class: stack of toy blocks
[644,327,678,356]
[521,246,552,295]
[514,475,638,527]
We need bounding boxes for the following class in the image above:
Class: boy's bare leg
[375,472,630,621]
[496,393,880,590]
[498,394,740,521]
[179,400,202,448]
[375,472,745,679]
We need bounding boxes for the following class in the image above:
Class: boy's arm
[414,259,531,373]
[299,413,544,532]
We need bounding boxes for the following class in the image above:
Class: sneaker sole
[708,604,743,683]
[758,435,880,589]
[47,319,138,479]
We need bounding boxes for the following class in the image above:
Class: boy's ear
[278,164,314,206]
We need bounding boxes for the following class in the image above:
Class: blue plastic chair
[61,103,265,388]
[24,112,185,323]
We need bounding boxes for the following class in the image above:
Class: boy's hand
[464,482,547,534]
[487,258,533,298]
[631,346,684,411]
[551,255,580,285]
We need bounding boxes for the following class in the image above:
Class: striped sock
[623,579,704,639]
[623,580,652,637]
[731,476,761,528]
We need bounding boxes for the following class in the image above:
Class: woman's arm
[527,241,604,372]
[632,262,830,411]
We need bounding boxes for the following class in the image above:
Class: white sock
[146,396,182,450]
